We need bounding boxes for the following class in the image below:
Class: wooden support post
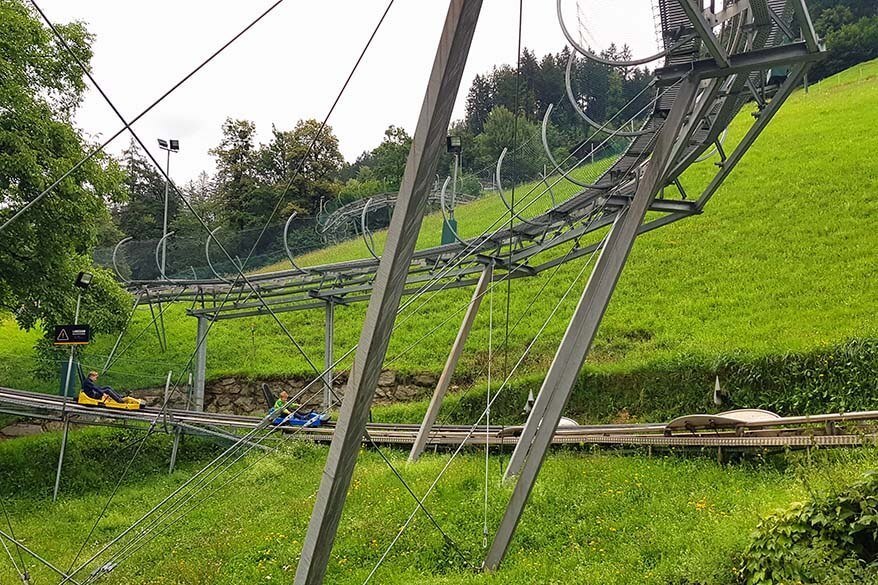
[193,316,208,411]
[484,78,700,572]
[409,263,493,462]
[294,3,483,583]
[324,301,335,410]
[52,418,70,502]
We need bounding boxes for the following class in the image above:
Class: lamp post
[62,271,93,399]
[440,136,463,247]
[446,135,462,218]
[157,138,180,279]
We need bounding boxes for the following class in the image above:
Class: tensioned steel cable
[73,178,600,579]
[0,528,79,584]
[506,0,525,386]
[60,18,668,580]
[362,123,664,580]
[28,1,399,576]
[361,225,615,584]
[483,258,494,548]
[1,0,294,233]
[0,498,28,583]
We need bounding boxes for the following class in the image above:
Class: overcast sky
[37,0,659,182]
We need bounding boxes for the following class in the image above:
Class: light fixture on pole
[440,135,463,246]
[157,138,180,279]
[446,135,462,218]
[63,271,93,398]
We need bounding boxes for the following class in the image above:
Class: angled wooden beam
[294,2,484,583]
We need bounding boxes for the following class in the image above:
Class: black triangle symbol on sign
[57,329,69,341]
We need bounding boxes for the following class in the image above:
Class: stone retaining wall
[130,370,442,416]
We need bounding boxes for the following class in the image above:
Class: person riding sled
[273,390,301,418]
[82,371,129,404]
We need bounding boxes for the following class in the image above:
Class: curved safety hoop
[112,236,133,283]
[283,212,310,274]
[360,197,380,261]
[496,148,553,229]
[154,231,175,280]
[204,227,233,284]
[565,53,654,138]
[541,104,607,190]
[557,0,695,68]
[695,128,729,163]
[439,176,468,246]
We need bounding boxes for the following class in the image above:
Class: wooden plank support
[409,263,493,462]
[293,2,483,583]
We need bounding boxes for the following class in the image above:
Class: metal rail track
[2,387,875,451]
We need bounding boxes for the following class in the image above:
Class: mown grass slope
[1,61,876,397]
[1,427,877,584]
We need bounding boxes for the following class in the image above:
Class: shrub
[740,471,878,584]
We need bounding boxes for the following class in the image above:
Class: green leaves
[740,472,878,584]
[0,0,129,370]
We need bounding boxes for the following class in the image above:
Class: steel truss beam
[293,2,483,582]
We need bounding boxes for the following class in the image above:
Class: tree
[116,139,177,240]
[210,118,258,230]
[474,106,543,181]
[370,126,412,189]
[465,73,494,134]
[0,0,130,369]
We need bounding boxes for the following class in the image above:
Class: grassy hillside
[1,427,877,584]
[1,61,876,402]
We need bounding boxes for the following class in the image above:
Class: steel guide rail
[2,387,875,451]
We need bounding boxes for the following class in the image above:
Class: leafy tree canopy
[0,0,130,359]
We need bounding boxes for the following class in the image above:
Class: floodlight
[157,139,169,149]
[446,135,462,154]
[74,271,93,289]
[169,139,180,152]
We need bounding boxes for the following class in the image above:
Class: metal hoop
[565,52,654,138]
[204,227,232,284]
[360,197,380,260]
[154,231,175,280]
[557,0,694,68]
[112,236,133,283]
[283,212,310,274]
[439,176,468,246]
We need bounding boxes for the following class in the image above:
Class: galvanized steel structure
[103,0,823,579]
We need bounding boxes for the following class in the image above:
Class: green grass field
[1,427,876,584]
[1,61,876,402]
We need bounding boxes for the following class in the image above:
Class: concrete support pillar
[484,78,700,572]
[294,2,483,583]
[193,316,208,411]
[409,263,493,462]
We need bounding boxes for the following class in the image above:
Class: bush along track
[740,470,878,585]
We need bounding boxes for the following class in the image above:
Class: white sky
[37,0,659,182]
